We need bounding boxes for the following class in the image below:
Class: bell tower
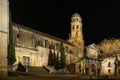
[68,13,84,58]
[70,13,83,40]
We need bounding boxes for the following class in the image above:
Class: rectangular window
[108,62,111,67]
[108,69,111,73]
[23,56,30,66]
[69,50,73,54]
[50,44,54,49]
[17,34,20,38]
[72,25,74,29]
[65,46,68,53]
[118,69,120,74]
[45,40,49,48]
[56,43,60,51]
[76,25,79,29]
[78,64,81,68]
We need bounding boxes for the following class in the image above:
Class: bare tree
[99,38,120,58]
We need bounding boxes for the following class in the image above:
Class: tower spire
[68,13,84,58]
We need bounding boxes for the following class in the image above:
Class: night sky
[9,0,120,46]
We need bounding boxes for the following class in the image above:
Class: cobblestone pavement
[0,72,120,80]
[0,74,79,80]
[0,72,80,80]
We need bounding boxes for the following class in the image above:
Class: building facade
[100,57,116,76]
[67,13,85,73]
[85,44,120,77]
[1,0,120,77]
[85,44,101,76]
[68,13,84,58]
[12,13,119,76]
[1,3,120,76]
[0,0,9,76]
[12,23,76,68]
[11,13,84,73]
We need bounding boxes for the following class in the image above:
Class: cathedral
[11,12,120,77]
[12,13,84,73]
[1,0,120,77]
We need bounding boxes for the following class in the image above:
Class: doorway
[23,56,30,66]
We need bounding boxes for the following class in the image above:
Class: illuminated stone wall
[76,60,85,74]
[100,57,116,76]
[85,44,100,76]
[11,13,84,74]
[0,0,9,76]
[12,23,75,68]
[85,44,99,59]
[68,13,84,58]
[67,13,84,73]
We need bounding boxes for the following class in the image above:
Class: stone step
[27,66,49,74]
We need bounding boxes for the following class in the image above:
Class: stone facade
[1,3,120,77]
[0,0,9,76]
[85,44,120,77]
[67,13,85,73]
[11,13,84,73]
[100,57,116,76]
[12,23,76,69]
[116,60,120,76]
[68,13,84,58]
[85,44,101,76]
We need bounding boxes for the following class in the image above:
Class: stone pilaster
[0,0,9,76]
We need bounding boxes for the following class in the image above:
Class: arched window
[108,62,111,67]
[50,44,54,49]
[76,25,79,29]
[72,25,75,31]
[78,64,81,68]
[76,31,78,36]
[35,40,40,47]
[17,34,20,38]
[55,43,60,51]
[45,40,50,48]
[35,39,43,47]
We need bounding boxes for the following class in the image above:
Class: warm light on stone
[0,0,9,76]
[12,23,75,69]
[100,57,116,76]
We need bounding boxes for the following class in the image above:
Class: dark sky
[9,0,120,46]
